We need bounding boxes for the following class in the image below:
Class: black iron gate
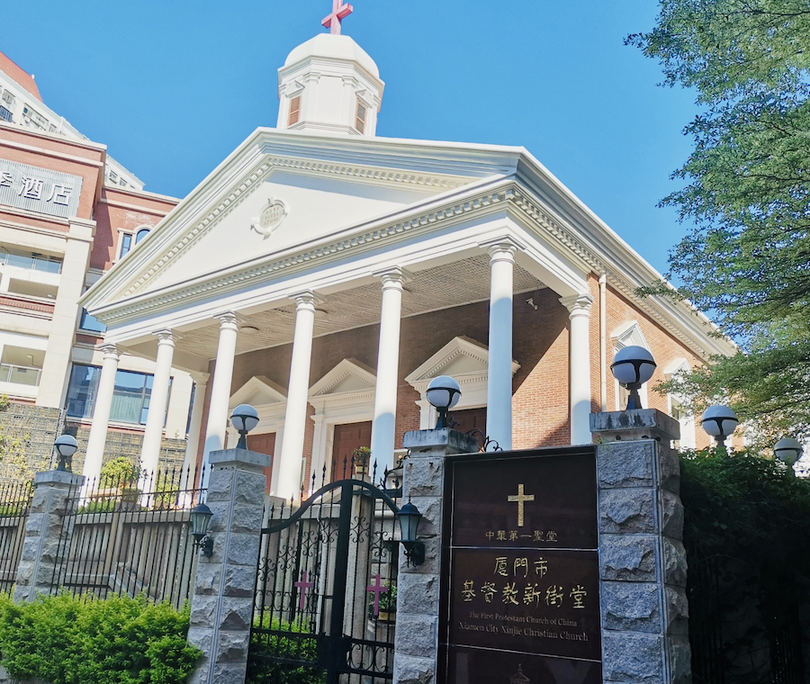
[247,478,400,684]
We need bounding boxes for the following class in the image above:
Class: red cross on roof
[322,0,354,35]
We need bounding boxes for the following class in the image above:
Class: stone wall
[0,399,186,485]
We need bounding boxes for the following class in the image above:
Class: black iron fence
[48,466,206,608]
[0,479,32,593]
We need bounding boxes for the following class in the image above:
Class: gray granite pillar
[186,447,270,684]
[590,409,691,684]
[14,470,84,603]
[394,428,479,684]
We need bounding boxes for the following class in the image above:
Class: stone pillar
[481,238,521,450]
[82,344,120,482]
[590,409,690,684]
[140,329,175,477]
[370,267,410,474]
[394,428,480,684]
[187,447,270,684]
[36,219,95,408]
[14,470,84,602]
[561,292,594,445]
[203,313,240,481]
[277,291,318,500]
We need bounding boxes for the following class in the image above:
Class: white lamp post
[54,434,78,472]
[774,438,803,467]
[610,346,657,410]
[700,405,739,447]
[230,404,260,449]
[425,375,462,429]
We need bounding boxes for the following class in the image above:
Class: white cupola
[277,33,385,137]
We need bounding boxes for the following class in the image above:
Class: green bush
[246,616,323,684]
[0,593,201,684]
[680,449,810,682]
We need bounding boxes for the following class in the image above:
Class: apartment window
[109,171,118,183]
[355,100,367,133]
[0,106,12,123]
[1,90,13,106]
[22,105,48,131]
[288,96,301,126]
[79,308,106,334]
[119,233,133,258]
[65,364,169,426]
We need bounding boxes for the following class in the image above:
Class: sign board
[0,158,83,218]
[440,447,601,684]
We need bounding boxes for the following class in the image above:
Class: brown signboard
[440,448,601,684]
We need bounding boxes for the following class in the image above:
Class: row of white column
[82,239,595,497]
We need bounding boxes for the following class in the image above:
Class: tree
[628,0,810,444]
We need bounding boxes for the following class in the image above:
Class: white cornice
[83,133,734,362]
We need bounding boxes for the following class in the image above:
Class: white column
[202,312,240,480]
[181,371,209,488]
[370,267,410,475]
[561,293,594,445]
[82,344,119,482]
[140,329,175,477]
[276,291,318,500]
[483,239,520,451]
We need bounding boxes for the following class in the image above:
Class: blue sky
[2,0,697,276]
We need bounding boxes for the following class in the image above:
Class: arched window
[135,227,150,244]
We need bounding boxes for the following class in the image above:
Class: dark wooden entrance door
[247,432,276,494]
[331,421,372,477]
[449,407,488,447]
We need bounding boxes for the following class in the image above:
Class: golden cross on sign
[507,484,535,527]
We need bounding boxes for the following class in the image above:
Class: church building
[81,6,735,499]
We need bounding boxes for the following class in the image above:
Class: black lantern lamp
[610,346,657,410]
[700,405,739,446]
[53,434,78,472]
[425,375,461,429]
[230,404,259,449]
[396,501,425,566]
[190,503,214,557]
[774,438,803,468]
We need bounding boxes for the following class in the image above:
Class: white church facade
[81,20,735,500]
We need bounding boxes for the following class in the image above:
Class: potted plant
[369,582,396,622]
[352,447,371,476]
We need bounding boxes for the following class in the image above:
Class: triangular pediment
[309,358,376,397]
[229,375,287,410]
[82,129,490,316]
[405,336,519,385]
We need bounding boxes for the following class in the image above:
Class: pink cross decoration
[294,571,314,611]
[322,0,354,35]
[366,574,389,616]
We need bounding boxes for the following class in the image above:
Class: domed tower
[276,2,384,137]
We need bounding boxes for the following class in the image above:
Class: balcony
[0,106,12,123]
[0,363,41,387]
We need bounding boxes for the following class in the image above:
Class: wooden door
[449,407,488,448]
[247,432,276,494]
[331,421,372,479]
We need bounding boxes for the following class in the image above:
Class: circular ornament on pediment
[251,198,288,237]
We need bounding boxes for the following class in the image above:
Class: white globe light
[610,346,657,386]
[774,438,803,466]
[700,405,738,438]
[54,434,78,458]
[426,375,461,411]
[230,404,260,433]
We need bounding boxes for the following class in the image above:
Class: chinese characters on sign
[0,159,82,219]
[442,449,602,684]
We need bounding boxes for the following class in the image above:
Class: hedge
[0,593,201,684]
